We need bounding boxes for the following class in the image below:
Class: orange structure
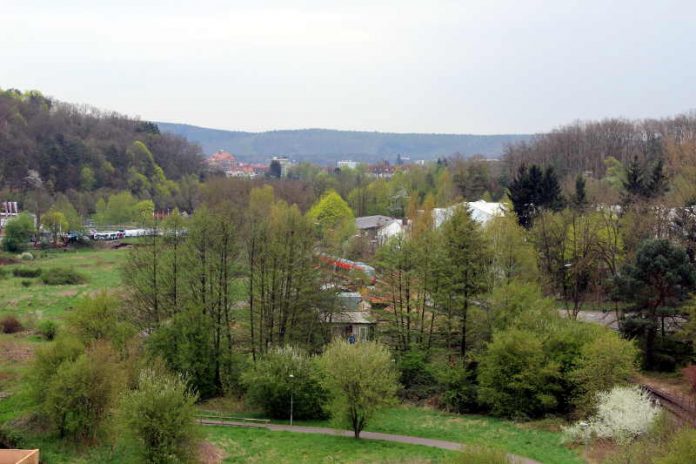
[0,449,39,464]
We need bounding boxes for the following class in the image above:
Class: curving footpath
[199,418,541,464]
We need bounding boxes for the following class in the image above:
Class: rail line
[641,384,696,427]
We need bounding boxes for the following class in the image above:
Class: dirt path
[199,419,542,464]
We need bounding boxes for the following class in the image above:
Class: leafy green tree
[51,194,83,231]
[116,368,199,464]
[34,342,125,441]
[2,212,34,252]
[615,239,696,369]
[41,211,68,244]
[570,331,638,414]
[488,281,557,332]
[477,328,560,418]
[66,292,136,353]
[319,340,398,438]
[241,346,327,420]
[439,205,491,359]
[508,164,564,228]
[483,213,538,287]
[80,166,96,191]
[307,190,355,251]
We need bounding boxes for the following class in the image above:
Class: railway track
[642,384,696,427]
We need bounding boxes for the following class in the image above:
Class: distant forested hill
[0,89,203,194]
[157,122,533,164]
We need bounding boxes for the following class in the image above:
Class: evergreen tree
[573,174,587,210]
[508,164,563,228]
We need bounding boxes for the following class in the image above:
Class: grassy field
[206,426,453,464]
[198,403,581,464]
[0,246,127,319]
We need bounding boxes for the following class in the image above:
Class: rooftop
[355,215,397,230]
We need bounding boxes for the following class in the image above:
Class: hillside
[0,89,203,194]
[157,122,533,164]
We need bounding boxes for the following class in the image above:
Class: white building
[337,160,359,170]
[433,200,505,228]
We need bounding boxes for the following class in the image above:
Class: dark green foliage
[573,174,587,209]
[268,159,282,178]
[148,308,220,399]
[12,267,42,278]
[37,319,58,340]
[0,315,23,334]
[396,348,438,401]
[20,279,32,287]
[622,156,668,202]
[241,346,328,420]
[508,164,564,228]
[477,328,560,418]
[615,239,696,370]
[40,267,87,285]
[433,363,480,414]
[2,213,35,252]
[116,368,199,464]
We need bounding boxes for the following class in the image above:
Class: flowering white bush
[563,386,661,444]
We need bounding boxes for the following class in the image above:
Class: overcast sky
[2,0,696,134]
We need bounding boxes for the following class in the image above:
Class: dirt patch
[0,257,18,266]
[57,290,79,297]
[0,340,35,362]
[198,441,226,464]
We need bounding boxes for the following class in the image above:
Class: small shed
[0,450,39,464]
[326,311,375,343]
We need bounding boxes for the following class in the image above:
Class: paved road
[199,419,541,464]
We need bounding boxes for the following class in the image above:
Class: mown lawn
[260,407,581,464]
[206,426,453,464]
[0,247,127,319]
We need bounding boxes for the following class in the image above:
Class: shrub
[655,428,696,464]
[397,348,438,401]
[116,368,199,464]
[2,213,34,252]
[477,329,560,418]
[37,320,58,341]
[449,446,508,464]
[12,267,42,278]
[19,252,33,261]
[563,386,661,444]
[318,340,398,438]
[35,343,125,441]
[41,267,87,285]
[0,316,23,334]
[432,363,480,413]
[241,346,328,420]
[570,331,638,414]
[20,280,32,288]
[0,268,8,279]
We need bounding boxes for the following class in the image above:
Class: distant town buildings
[271,156,292,177]
[433,200,505,228]
[205,149,267,178]
[337,160,359,170]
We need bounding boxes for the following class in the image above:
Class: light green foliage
[307,189,356,251]
[94,191,138,225]
[80,166,96,191]
[603,156,627,191]
[319,340,399,438]
[488,281,557,332]
[655,428,696,464]
[33,342,125,442]
[484,214,538,287]
[51,194,83,231]
[241,346,327,420]
[65,292,136,350]
[477,329,560,418]
[116,368,199,464]
[570,331,638,414]
[41,211,68,242]
[2,212,34,252]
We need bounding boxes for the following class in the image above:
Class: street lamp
[289,373,295,426]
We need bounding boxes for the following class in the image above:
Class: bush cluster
[0,315,23,334]
[41,268,87,285]
[12,267,42,278]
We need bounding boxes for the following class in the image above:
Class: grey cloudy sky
[2,0,695,134]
